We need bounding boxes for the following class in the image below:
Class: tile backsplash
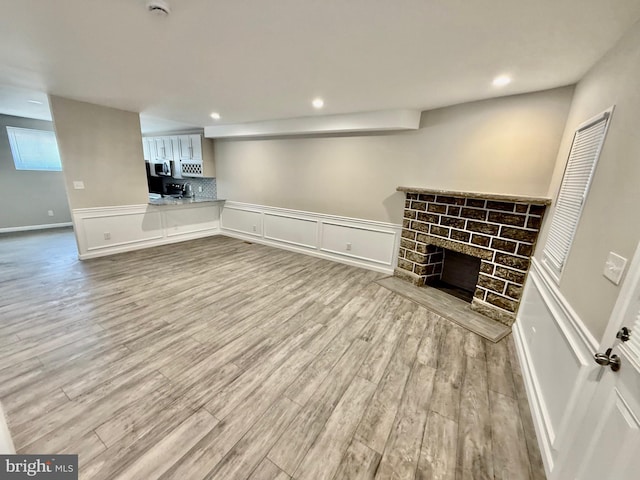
[162,177,217,198]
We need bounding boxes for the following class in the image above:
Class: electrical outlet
[252,225,257,232]
[103,232,111,240]
[47,210,54,217]
[346,242,352,251]
[603,251,627,285]
[73,180,85,190]
[198,186,203,193]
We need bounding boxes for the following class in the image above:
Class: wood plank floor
[0,229,546,480]
[374,276,510,342]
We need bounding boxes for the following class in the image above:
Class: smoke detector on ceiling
[146,0,170,16]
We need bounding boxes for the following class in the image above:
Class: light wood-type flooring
[0,229,546,480]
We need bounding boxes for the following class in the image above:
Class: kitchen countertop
[148,196,225,206]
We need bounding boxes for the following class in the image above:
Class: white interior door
[556,242,640,479]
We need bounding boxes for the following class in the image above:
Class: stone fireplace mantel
[395,186,551,326]
[397,186,551,205]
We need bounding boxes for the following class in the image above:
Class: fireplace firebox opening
[425,248,481,302]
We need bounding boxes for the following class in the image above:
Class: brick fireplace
[395,187,550,326]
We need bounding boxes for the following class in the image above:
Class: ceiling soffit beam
[204,109,421,139]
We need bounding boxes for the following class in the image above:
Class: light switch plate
[603,251,627,285]
[73,180,85,190]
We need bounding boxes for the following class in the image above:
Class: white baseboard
[513,258,599,478]
[73,202,222,260]
[221,201,401,274]
[0,222,72,234]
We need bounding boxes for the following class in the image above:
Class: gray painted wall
[0,114,71,229]
[49,96,148,210]
[535,20,640,341]
[214,87,574,225]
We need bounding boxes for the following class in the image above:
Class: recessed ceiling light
[27,100,43,105]
[146,0,171,16]
[210,112,221,120]
[492,75,512,87]
[312,98,324,109]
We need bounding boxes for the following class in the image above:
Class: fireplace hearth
[395,187,551,326]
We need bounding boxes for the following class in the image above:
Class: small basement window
[6,126,62,171]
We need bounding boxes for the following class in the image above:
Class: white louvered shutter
[627,305,640,362]
[543,109,613,276]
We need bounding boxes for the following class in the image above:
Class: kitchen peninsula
[66,121,225,260]
[106,130,226,259]
[73,195,225,260]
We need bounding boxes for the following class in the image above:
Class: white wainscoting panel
[220,201,401,274]
[264,213,318,249]
[83,210,163,251]
[73,202,223,260]
[165,205,220,237]
[513,258,599,477]
[320,221,396,266]
[220,206,263,237]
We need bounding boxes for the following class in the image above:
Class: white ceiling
[1,0,639,133]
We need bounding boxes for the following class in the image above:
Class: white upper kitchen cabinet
[142,137,156,161]
[142,138,150,161]
[153,137,163,160]
[177,135,190,161]
[177,134,202,162]
[169,136,182,179]
[165,137,174,160]
[143,133,214,178]
[180,135,214,178]
[153,137,173,161]
[190,134,202,161]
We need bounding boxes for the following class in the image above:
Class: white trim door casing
[554,241,640,480]
[514,242,640,480]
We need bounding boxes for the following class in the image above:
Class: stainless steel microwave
[154,160,172,176]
